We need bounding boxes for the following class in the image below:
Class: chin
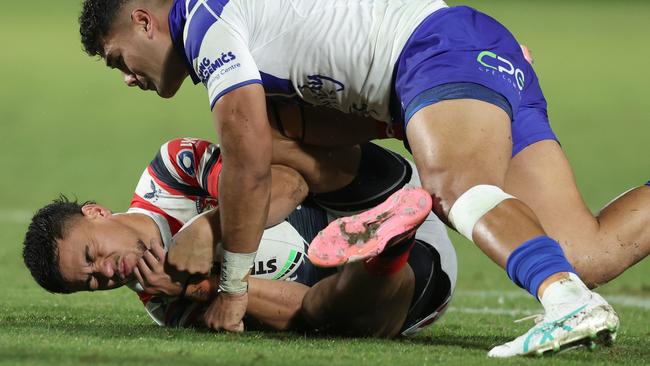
[156,80,183,99]
[156,88,176,98]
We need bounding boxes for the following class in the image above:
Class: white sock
[540,273,591,309]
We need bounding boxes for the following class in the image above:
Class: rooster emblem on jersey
[144,180,162,202]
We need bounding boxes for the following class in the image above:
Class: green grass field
[1,1,649,365]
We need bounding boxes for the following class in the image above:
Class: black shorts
[400,239,453,336]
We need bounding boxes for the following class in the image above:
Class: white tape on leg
[448,185,514,241]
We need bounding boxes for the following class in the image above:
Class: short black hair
[23,196,94,294]
[79,0,129,56]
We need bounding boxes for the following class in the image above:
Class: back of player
[171,0,447,121]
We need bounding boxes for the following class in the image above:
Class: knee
[571,259,617,290]
[417,167,505,220]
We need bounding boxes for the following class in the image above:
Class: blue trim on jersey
[168,0,231,85]
[210,79,263,109]
[150,152,210,197]
[186,0,199,12]
[260,72,296,95]
[169,0,200,84]
[185,1,230,68]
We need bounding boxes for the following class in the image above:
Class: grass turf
[1,1,649,365]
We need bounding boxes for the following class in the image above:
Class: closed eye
[85,245,93,265]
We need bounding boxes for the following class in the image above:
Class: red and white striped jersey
[128,137,221,236]
[126,137,222,326]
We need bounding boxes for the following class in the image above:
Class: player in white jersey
[23,138,457,337]
[77,0,650,356]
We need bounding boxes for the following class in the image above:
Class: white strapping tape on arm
[448,185,514,241]
[219,250,257,294]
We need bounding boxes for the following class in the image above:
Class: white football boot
[488,275,619,357]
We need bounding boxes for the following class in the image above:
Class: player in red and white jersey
[24,137,457,337]
[129,137,221,236]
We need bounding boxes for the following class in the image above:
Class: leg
[405,99,617,357]
[271,129,360,193]
[301,261,415,337]
[406,99,547,268]
[505,140,650,287]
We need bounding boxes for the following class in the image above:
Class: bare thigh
[406,99,546,268]
[505,140,650,287]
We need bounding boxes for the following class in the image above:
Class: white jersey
[169,0,448,121]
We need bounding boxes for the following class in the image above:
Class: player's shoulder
[162,137,214,155]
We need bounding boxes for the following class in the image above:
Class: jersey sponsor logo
[198,52,238,82]
[298,74,345,108]
[476,50,525,91]
[176,149,196,177]
[179,137,200,147]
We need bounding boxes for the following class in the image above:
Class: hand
[203,291,248,332]
[166,213,217,275]
[134,240,183,296]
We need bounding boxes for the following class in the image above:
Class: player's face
[102,9,187,98]
[57,205,148,292]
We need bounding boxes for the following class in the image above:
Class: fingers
[150,239,165,260]
[141,249,160,269]
[227,321,245,333]
[137,256,153,278]
[202,293,248,332]
[133,266,145,288]
[166,247,189,271]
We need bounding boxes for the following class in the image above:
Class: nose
[97,258,115,279]
[123,72,138,87]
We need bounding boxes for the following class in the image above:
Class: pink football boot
[308,186,433,267]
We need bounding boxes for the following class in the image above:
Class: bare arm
[181,276,309,331]
[166,164,307,276]
[142,275,309,331]
[215,83,272,256]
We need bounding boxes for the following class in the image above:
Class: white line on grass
[455,290,650,310]
[0,209,32,223]
[448,306,537,317]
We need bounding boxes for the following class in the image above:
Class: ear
[81,204,113,219]
[131,9,155,39]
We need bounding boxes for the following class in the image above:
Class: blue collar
[168,0,201,84]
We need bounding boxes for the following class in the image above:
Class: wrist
[219,249,256,294]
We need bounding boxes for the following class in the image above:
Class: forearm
[267,165,308,226]
[218,157,270,253]
[247,277,310,331]
[216,84,272,255]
